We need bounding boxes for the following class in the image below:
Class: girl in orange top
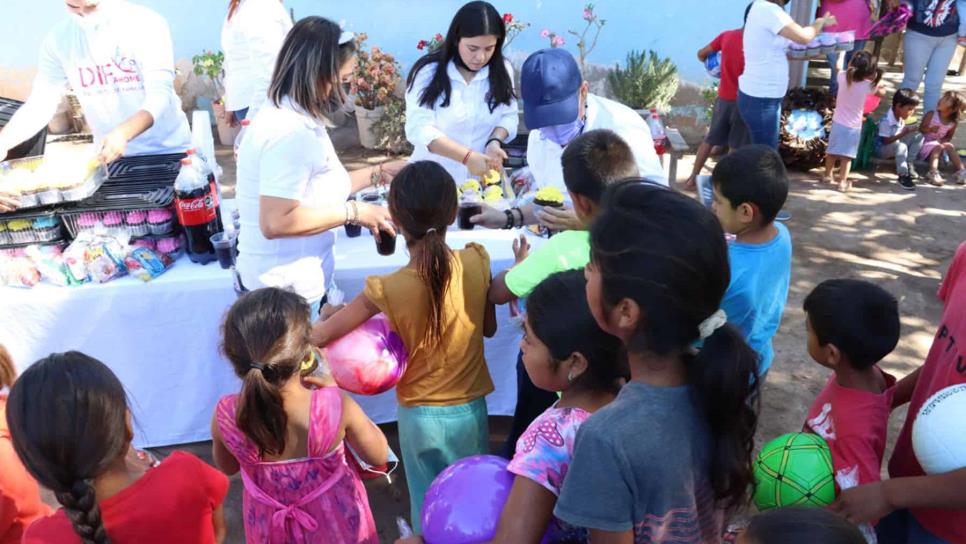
[312,160,497,532]
[0,345,51,544]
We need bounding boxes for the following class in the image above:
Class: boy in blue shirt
[711,145,792,378]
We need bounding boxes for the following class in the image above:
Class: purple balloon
[421,455,514,544]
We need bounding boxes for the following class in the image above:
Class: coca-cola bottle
[185,148,225,233]
[174,158,217,264]
[647,108,668,155]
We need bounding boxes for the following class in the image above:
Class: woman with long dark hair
[235,16,407,316]
[221,0,293,124]
[405,1,518,183]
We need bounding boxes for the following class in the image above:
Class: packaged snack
[124,247,173,282]
[25,245,71,287]
[0,256,40,288]
[84,241,128,283]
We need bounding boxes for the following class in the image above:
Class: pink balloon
[323,313,408,395]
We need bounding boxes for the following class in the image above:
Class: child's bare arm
[489,477,558,544]
[484,295,498,338]
[696,44,715,62]
[310,294,380,347]
[891,366,922,409]
[342,393,389,466]
[942,122,958,143]
[212,504,227,544]
[919,111,936,134]
[210,415,240,475]
[832,468,966,525]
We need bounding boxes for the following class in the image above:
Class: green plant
[191,50,225,100]
[608,50,679,113]
[371,95,413,155]
[701,83,719,124]
[354,33,401,110]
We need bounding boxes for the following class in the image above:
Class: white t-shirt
[405,59,519,183]
[220,0,293,115]
[526,94,666,196]
[739,0,795,99]
[235,97,351,302]
[30,0,191,156]
[878,108,905,138]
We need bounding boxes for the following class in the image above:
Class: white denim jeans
[900,29,959,112]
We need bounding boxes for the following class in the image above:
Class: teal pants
[397,397,489,533]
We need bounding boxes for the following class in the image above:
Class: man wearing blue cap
[471,48,665,231]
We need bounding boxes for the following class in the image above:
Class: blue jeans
[738,91,783,149]
[876,509,951,544]
[900,30,959,112]
[960,0,966,37]
[397,397,489,533]
[828,40,868,97]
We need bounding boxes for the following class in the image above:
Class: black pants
[501,350,559,458]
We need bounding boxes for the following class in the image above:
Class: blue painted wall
[1,1,755,84]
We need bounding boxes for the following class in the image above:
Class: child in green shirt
[488,129,642,457]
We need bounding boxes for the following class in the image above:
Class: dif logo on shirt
[77,56,142,89]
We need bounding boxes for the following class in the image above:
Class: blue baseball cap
[521,49,582,130]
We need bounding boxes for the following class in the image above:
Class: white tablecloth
[0,219,534,448]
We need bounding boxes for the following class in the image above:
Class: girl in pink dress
[917,90,966,186]
[212,288,389,544]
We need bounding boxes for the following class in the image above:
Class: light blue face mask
[540,117,585,147]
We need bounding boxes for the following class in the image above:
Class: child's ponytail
[590,180,759,510]
[688,323,760,510]
[414,228,453,345]
[221,288,313,456]
[388,161,459,346]
[6,352,130,544]
[847,51,882,86]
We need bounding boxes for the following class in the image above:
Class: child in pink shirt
[802,279,900,541]
[823,51,884,192]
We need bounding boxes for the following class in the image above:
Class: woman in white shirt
[221,0,293,125]
[0,0,191,190]
[405,1,518,183]
[738,0,837,148]
[235,17,405,315]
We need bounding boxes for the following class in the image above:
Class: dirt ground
[32,67,966,544]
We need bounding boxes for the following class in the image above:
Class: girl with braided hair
[6,352,228,544]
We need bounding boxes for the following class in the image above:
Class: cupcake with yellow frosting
[7,219,33,244]
[459,179,482,195]
[533,186,565,208]
[483,169,501,187]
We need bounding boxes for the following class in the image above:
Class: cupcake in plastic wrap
[125,210,149,237]
[147,208,174,235]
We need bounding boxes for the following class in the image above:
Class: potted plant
[191,50,236,146]
[608,49,679,113]
[371,95,413,155]
[353,34,401,149]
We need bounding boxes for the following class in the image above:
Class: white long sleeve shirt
[405,59,519,183]
[220,0,293,115]
[9,1,191,156]
[527,94,667,195]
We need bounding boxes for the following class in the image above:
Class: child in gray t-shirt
[556,181,761,543]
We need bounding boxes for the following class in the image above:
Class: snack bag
[124,247,173,282]
[25,245,71,287]
[85,241,127,283]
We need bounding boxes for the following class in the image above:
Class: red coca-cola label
[176,193,216,226]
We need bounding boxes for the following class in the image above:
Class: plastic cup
[210,231,235,270]
[458,201,481,230]
[375,228,396,256]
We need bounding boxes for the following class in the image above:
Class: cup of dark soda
[375,227,396,256]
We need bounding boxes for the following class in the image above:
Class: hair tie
[425,227,437,235]
[698,309,728,340]
[249,362,266,373]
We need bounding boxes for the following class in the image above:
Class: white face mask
[70,0,113,30]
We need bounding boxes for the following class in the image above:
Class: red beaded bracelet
[461,149,473,165]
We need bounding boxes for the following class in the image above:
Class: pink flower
[540,28,550,38]
[552,35,565,47]
[503,12,513,23]
[583,8,593,21]
[434,33,444,42]
[416,40,427,50]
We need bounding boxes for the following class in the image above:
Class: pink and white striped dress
[216,387,378,544]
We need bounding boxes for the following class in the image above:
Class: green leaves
[608,50,679,112]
